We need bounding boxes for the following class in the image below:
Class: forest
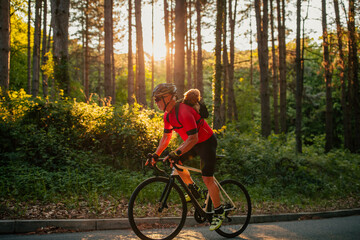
[0,0,359,219]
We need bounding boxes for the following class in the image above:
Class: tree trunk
[270,0,279,133]
[84,0,90,102]
[333,0,348,150]
[174,0,186,97]
[0,0,10,90]
[27,0,31,93]
[347,0,359,152]
[104,0,112,102]
[135,0,146,106]
[255,0,271,137]
[164,0,171,83]
[128,0,135,105]
[186,0,192,89]
[151,0,155,108]
[41,0,48,97]
[227,0,238,121]
[51,0,70,95]
[111,0,116,104]
[295,0,303,153]
[213,0,224,130]
[221,0,228,125]
[195,0,203,95]
[32,0,41,97]
[277,0,286,133]
[322,0,333,152]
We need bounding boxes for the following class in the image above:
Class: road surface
[1,215,359,240]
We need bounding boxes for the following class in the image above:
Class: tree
[128,0,135,105]
[27,0,31,93]
[0,0,10,90]
[105,0,112,102]
[164,0,171,83]
[255,0,270,137]
[276,0,286,133]
[31,0,41,97]
[227,0,238,121]
[213,0,224,130]
[41,0,49,97]
[321,0,333,152]
[135,0,146,106]
[174,0,186,97]
[347,0,360,152]
[51,0,70,95]
[186,0,192,89]
[333,0,348,150]
[270,0,279,133]
[295,0,303,153]
[195,0,203,95]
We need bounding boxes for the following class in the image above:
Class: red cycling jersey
[164,103,213,143]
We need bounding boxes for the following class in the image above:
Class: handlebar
[145,154,183,175]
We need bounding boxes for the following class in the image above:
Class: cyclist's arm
[176,132,198,155]
[155,132,172,156]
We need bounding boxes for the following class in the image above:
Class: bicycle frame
[158,162,237,222]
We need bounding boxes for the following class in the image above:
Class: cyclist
[150,83,225,231]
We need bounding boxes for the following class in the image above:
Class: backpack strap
[165,102,183,129]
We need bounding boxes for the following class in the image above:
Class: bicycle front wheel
[128,176,187,240]
[215,179,252,238]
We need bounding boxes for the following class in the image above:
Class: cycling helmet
[152,83,177,97]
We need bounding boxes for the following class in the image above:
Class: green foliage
[216,123,360,204]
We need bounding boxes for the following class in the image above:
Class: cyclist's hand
[164,151,181,167]
[145,153,159,167]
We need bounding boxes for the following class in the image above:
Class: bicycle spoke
[128,177,187,240]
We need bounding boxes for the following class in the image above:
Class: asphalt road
[1,215,359,240]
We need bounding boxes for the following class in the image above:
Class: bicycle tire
[214,179,252,238]
[128,176,187,240]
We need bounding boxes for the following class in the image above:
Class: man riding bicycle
[150,83,225,231]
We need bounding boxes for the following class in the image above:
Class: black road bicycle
[128,155,251,240]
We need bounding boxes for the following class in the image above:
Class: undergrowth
[0,89,359,218]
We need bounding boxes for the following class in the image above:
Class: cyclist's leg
[178,149,197,185]
[194,134,220,206]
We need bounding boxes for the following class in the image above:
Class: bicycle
[128,154,251,240]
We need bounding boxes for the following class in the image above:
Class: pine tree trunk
[213,0,224,130]
[164,0,171,83]
[111,0,116,104]
[135,0,146,106]
[333,0,348,150]
[32,0,41,97]
[348,0,360,152]
[186,0,192,89]
[128,0,135,105]
[174,0,186,97]
[227,0,238,121]
[255,0,271,137]
[295,0,303,153]
[27,0,32,93]
[104,0,112,102]
[51,0,70,95]
[0,0,10,90]
[41,0,48,97]
[270,0,279,133]
[322,0,333,152]
[221,0,228,125]
[277,0,287,133]
[195,0,203,95]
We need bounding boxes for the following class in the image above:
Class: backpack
[166,99,209,129]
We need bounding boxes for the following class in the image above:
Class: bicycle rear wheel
[215,179,251,238]
[128,176,187,240]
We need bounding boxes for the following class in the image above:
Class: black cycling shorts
[180,134,218,177]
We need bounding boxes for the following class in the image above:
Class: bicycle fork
[157,177,174,212]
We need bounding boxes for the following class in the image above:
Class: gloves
[168,151,180,161]
[145,153,159,167]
